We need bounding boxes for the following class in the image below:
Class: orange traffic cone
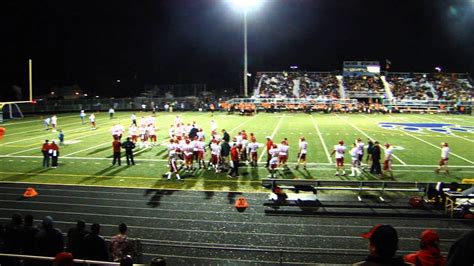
[235,197,249,212]
[0,127,5,140]
[23,187,38,198]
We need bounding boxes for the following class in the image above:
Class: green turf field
[0,112,473,191]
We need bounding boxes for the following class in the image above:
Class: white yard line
[0,114,79,126]
[6,147,40,156]
[258,114,285,163]
[228,114,259,133]
[396,128,474,164]
[62,142,111,157]
[337,114,407,165]
[0,117,128,145]
[310,115,332,164]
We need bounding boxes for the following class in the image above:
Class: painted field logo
[378,122,474,134]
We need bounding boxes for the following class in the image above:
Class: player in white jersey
[209,140,221,173]
[278,141,289,168]
[241,136,249,163]
[383,143,394,179]
[296,137,308,170]
[147,125,157,145]
[51,115,58,132]
[138,125,148,148]
[195,138,206,169]
[89,114,96,129]
[175,115,182,126]
[349,143,362,177]
[435,142,450,175]
[131,113,137,126]
[197,128,205,141]
[44,117,51,130]
[268,144,280,178]
[129,125,138,143]
[175,124,183,138]
[331,140,347,176]
[80,110,86,124]
[356,138,365,166]
[183,139,195,171]
[112,124,120,140]
[210,120,218,132]
[168,124,175,139]
[166,154,181,181]
[167,139,178,156]
[247,139,260,167]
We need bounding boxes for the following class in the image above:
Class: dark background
[1,0,473,99]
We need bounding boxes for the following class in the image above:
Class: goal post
[0,59,34,123]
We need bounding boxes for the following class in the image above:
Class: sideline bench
[261,179,430,202]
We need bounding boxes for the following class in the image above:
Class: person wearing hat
[404,229,446,266]
[354,224,412,265]
[435,142,450,175]
[54,252,74,266]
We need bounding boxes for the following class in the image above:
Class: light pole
[229,0,263,97]
[243,11,248,97]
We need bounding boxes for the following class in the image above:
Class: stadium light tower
[229,0,263,97]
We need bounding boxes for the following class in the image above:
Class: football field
[0,111,473,192]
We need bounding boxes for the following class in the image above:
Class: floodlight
[229,0,263,12]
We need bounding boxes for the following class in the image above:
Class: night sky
[1,0,473,99]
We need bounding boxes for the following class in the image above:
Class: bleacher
[254,71,340,99]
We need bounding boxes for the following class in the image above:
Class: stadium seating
[387,73,474,101]
[343,75,385,96]
[254,72,340,99]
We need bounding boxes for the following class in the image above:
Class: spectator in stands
[66,220,88,259]
[3,213,23,266]
[110,223,132,262]
[35,216,65,265]
[446,230,474,266]
[404,229,446,266]
[82,223,110,263]
[21,214,39,266]
[354,224,410,265]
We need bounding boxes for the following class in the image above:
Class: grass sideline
[0,111,473,192]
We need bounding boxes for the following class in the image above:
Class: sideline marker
[23,187,38,198]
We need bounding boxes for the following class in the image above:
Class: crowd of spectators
[387,73,474,101]
[344,75,385,95]
[386,74,435,100]
[255,72,340,99]
[432,73,473,101]
[255,72,298,98]
[0,214,138,266]
[298,73,340,99]
[0,213,473,265]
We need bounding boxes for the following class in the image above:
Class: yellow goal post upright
[0,59,34,123]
